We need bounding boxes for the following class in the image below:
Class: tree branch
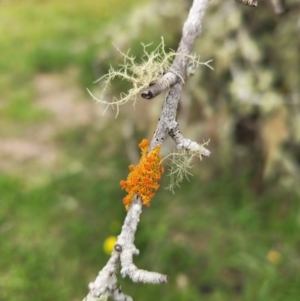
[141,0,209,102]
[149,0,210,151]
[83,1,211,300]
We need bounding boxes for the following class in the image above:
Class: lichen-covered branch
[149,0,210,151]
[118,195,168,283]
[83,1,211,300]
[142,0,210,103]
[84,196,167,301]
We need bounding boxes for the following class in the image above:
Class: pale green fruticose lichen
[163,140,210,193]
[87,37,212,117]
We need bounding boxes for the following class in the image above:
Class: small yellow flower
[267,250,281,265]
[103,236,117,255]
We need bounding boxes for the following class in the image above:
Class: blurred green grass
[0,0,145,124]
[2,157,299,301]
[1,1,300,301]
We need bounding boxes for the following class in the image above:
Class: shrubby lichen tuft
[164,140,210,193]
[87,37,212,117]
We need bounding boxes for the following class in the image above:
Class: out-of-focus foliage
[1,1,300,301]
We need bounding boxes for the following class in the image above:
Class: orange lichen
[120,139,163,210]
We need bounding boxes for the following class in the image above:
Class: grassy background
[0,1,299,301]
